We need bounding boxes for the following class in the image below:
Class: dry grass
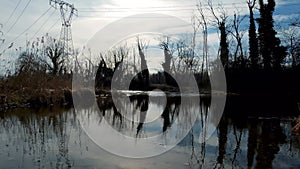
[0,73,72,107]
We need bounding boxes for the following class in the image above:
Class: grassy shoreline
[1,70,299,113]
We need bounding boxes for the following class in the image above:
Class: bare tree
[279,18,300,67]
[137,37,150,90]
[111,45,128,72]
[207,0,229,69]
[229,11,247,68]
[160,37,173,73]
[197,1,209,74]
[44,37,64,76]
[17,51,45,75]
[247,0,259,68]
[74,52,83,76]
[95,53,114,89]
[160,37,175,86]
[175,39,198,73]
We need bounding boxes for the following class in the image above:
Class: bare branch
[207,0,220,25]
[247,0,256,9]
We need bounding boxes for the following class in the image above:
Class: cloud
[274,14,300,23]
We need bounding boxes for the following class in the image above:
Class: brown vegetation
[0,73,72,110]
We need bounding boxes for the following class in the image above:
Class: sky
[0,0,299,74]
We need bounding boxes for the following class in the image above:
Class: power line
[3,0,22,26]
[10,7,52,43]
[5,0,32,35]
[30,8,57,41]
[50,0,77,67]
[46,18,60,34]
[0,7,52,56]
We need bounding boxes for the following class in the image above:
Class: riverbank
[0,74,73,112]
[1,85,299,113]
[0,88,73,111]
[1,70,300,114]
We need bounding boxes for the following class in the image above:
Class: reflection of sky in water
[77,95,198,158]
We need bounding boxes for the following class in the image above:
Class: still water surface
[0,94,300,169]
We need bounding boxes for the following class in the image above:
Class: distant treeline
[0,0,299,97]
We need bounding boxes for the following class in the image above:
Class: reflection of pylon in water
[50,0,77,72]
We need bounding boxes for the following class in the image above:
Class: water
[0,94,300,169]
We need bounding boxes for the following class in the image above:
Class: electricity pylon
[50,0,77,71]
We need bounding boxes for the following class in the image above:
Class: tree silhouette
[207,0,229,69]
[229,12,247,68]
[257,0,287,69]
[45,39,64,76]
[247,0,259,69]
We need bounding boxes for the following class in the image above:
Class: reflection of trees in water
[95,95,300,169]
[212,117,288,169]
[214,115,228,169]
[94,94,200,140]
[1,98,299,168]
[134,94,149,136]
[160,97,180,133]
[231,121,244,168]
[184,105,299,169]
[187,99,210,169]
[0,107,80,168]
[247,120,258,168]
[254,119,286,169]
